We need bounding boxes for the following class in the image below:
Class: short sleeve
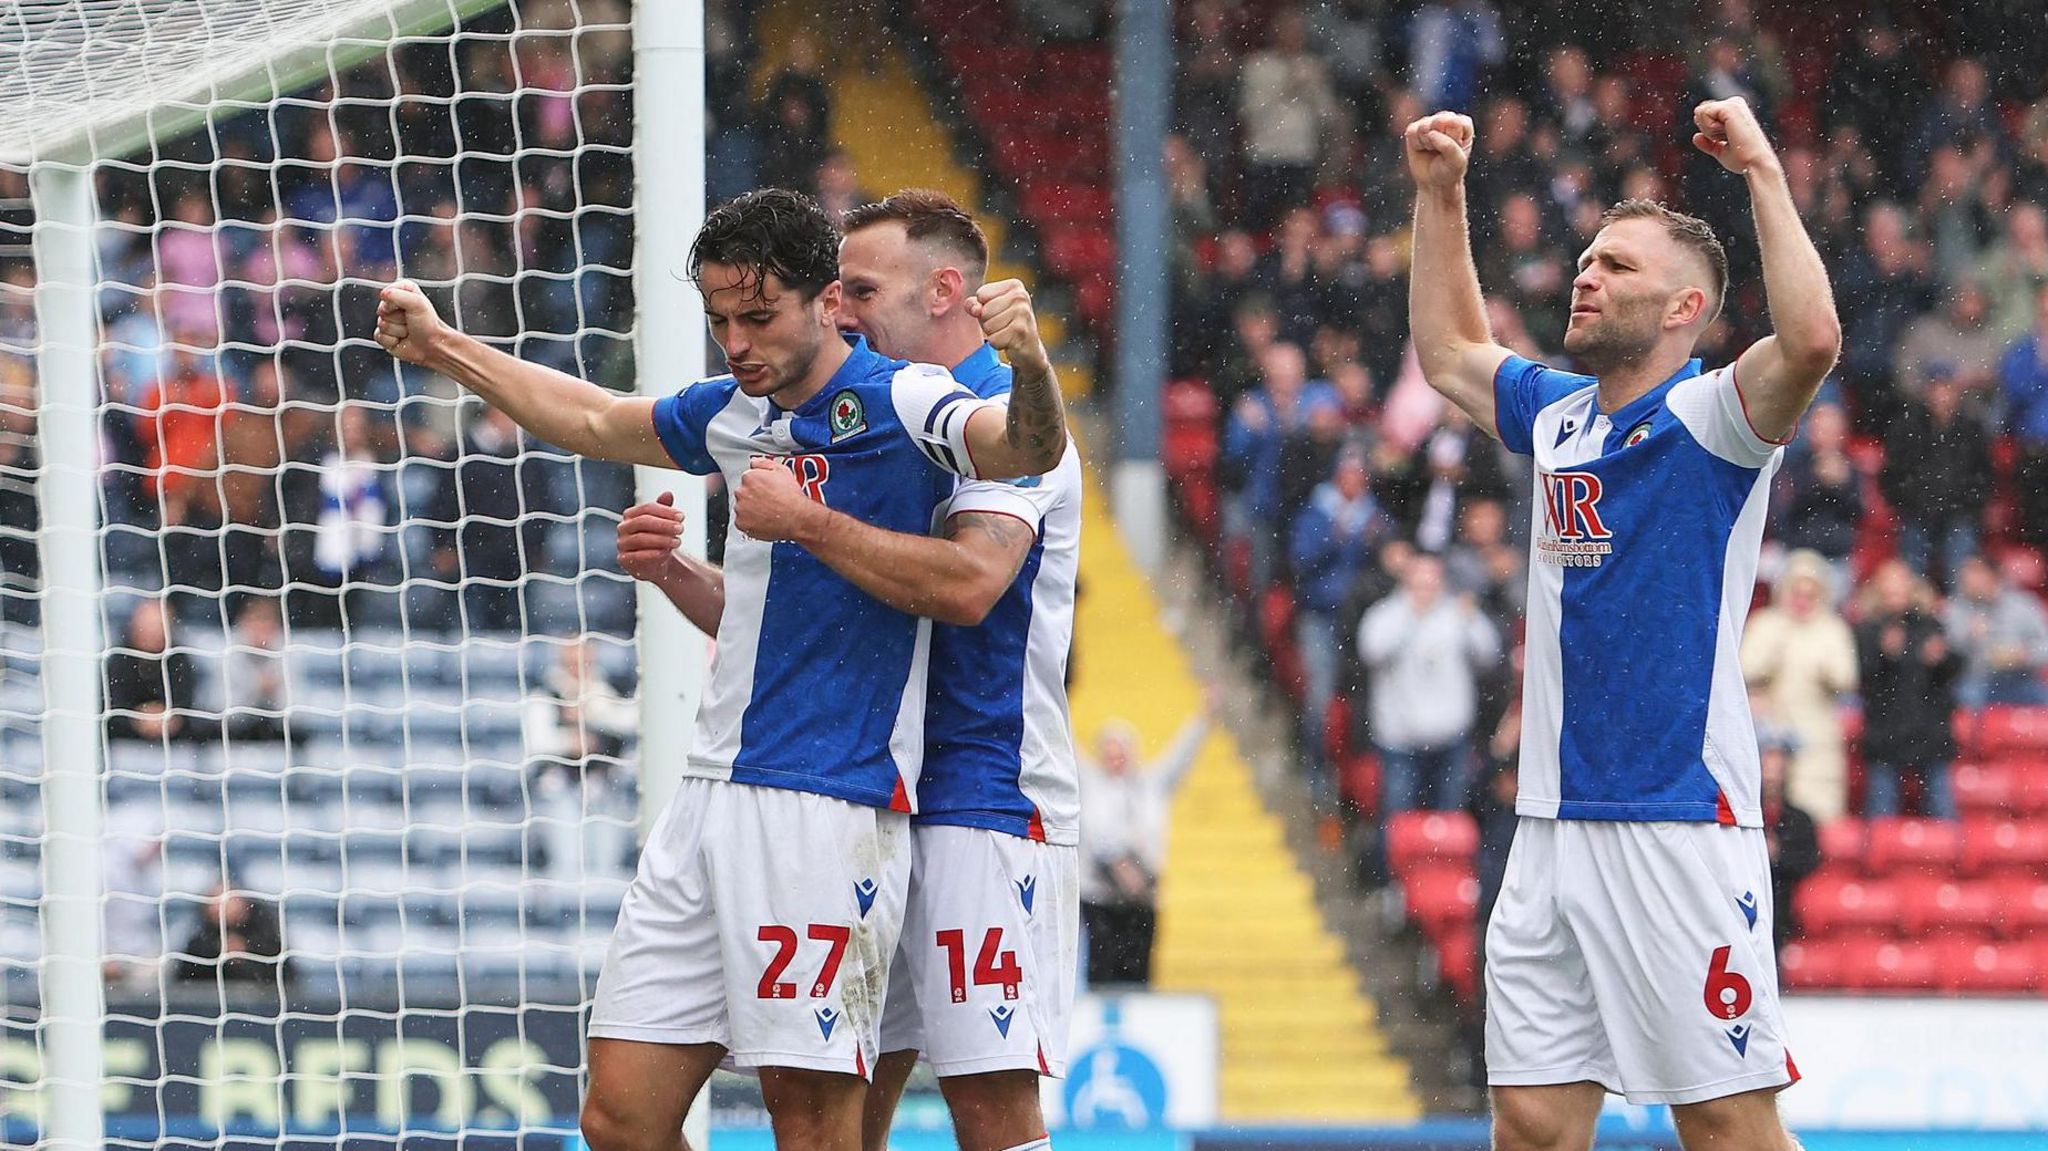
[1668,364,1786,469]
[888,362,1007,479]
[1493,354,1595,456]
[650,382,728,475]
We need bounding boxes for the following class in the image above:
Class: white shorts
[588,777,911,1077]
[877,825,1079,1078]
[1485,817,1799,1106]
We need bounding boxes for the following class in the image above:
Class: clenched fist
[1692,97,1777,176]
[617,491,686,584]
[374,280,454,368]
[1405,111,1474,192]
[965,279,1049,374]
[732,456,826,542]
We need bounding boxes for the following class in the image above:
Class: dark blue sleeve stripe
[925,390,972,436]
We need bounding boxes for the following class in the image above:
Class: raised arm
[731,458,1035,626]
[617,492,726,636]
[1698,99,1844,443]
[960,280,1069,478]
[377,281,674,468]
[1406,111,1513,437]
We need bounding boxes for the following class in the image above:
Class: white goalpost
[0,1,707,1145]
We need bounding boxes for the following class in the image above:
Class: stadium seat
[1896,877,2000,937]
[1777,940,1841,990]
[1960,818,2048,875]
[1339,754,1380,817]
[1954,762,2021,819]
[1796,873,1901,938]
[1384,811,1480,876]
[1977,706,2048,759]
[1938,938,2039,993]
[1837,939,1940,991]
[1401,865,1478,943]
[1815,818,1865,871]
[1994,876,2048,938]
[1865,817,1963,874]
[1435,923,1479,1003]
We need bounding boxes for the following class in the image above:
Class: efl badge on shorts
[1624,421,1652,447]
[829,390,866,442]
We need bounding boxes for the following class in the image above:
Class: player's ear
[817,279,844,325]
[930,266,965,316]
[1668,285,1708,330]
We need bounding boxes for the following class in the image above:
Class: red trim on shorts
[1027,807,1047,842]
[1731,356,1796,446]
[856,1047,868,1078]
[1038,1044,1051,1075]
[1785,1051,1800,1083]
[1715,791,1738,826]
[890,777,913,813]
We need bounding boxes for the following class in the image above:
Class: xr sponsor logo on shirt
[1536,470,1613,568]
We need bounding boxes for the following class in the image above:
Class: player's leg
[936,1070,1051,1151]
[581,1040,724,1151]
[709,785,913,1148]
[862,1049,921,1151]
[1564,822,1798,1116]
[1483,819,1619,1151]
[1488,1082,1604,1151]
[583,778,733,1151]
[1670,1086,1801,1151]
[903,828,1076,1151]
[758,1067,869,1149]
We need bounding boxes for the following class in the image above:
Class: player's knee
[579,1096,663,1151]
[1672,1090,1795,1150]
[937,1070,1046,1151]
[1491,1094,1591,1151]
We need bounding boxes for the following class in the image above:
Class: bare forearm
[651,555,725,637]
[1001,358,1069,474]
[428,329,637,460]
[1748,162,1841,366]
[794,510,994,625]
[1410,187,1493,378]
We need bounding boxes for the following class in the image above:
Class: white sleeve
[944,442,1077,532]
[888,362,1007,479]
[1668,363,1789,469]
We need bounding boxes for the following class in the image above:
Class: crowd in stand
[1155,0,2048,878]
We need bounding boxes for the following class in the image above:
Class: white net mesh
[0,1,647,1144]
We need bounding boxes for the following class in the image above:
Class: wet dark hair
[688,188,840,302]
[1600,199,1729,321]
[841,188,990,280]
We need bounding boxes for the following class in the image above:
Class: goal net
[0,1,685,1145]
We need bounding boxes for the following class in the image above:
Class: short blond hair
[1601,199,1728,321]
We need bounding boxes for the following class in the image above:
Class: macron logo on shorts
[989,1005,1015,1038]
[815,1007,839,1040]
[1737,890,1758,930]
[855,878,878,918]
[1726,1023,1751,1057]
[1016,875,1036,916]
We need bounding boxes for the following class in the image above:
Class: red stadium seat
[1896,877,2001,936]
[1020,181,1115,224]
[1978,706,2048,759]
[1041,225,1117,280]
[1938,938,2039,993]
[1402,864,1479,942]
[1865,818,1963,874]
[1160,379,1218,482]
[1796,873,1901,938]
[1953,762,2021,820]
[1837,939,1940,991]
[1339,754,1380,817]
[1816,818,1865,871]
[1778,940,1842,991]
[1995,876,2048,938]
[1436,923,1479,1003]
[1384,811,1480,876]
[1961,818,2048,876]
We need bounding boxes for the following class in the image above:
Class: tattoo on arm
[1002,363,1068,464]
[946,510,1035,554]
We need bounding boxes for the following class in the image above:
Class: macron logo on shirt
[1537,471,1612,568]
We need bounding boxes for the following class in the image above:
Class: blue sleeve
[650,383,726,475]
[1493,354,1593,456]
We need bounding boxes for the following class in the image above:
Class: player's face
[1563,219,1694,372]
[699,264,837,400]
[837,223,939,363]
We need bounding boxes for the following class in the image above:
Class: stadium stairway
[747,0,1090,396]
